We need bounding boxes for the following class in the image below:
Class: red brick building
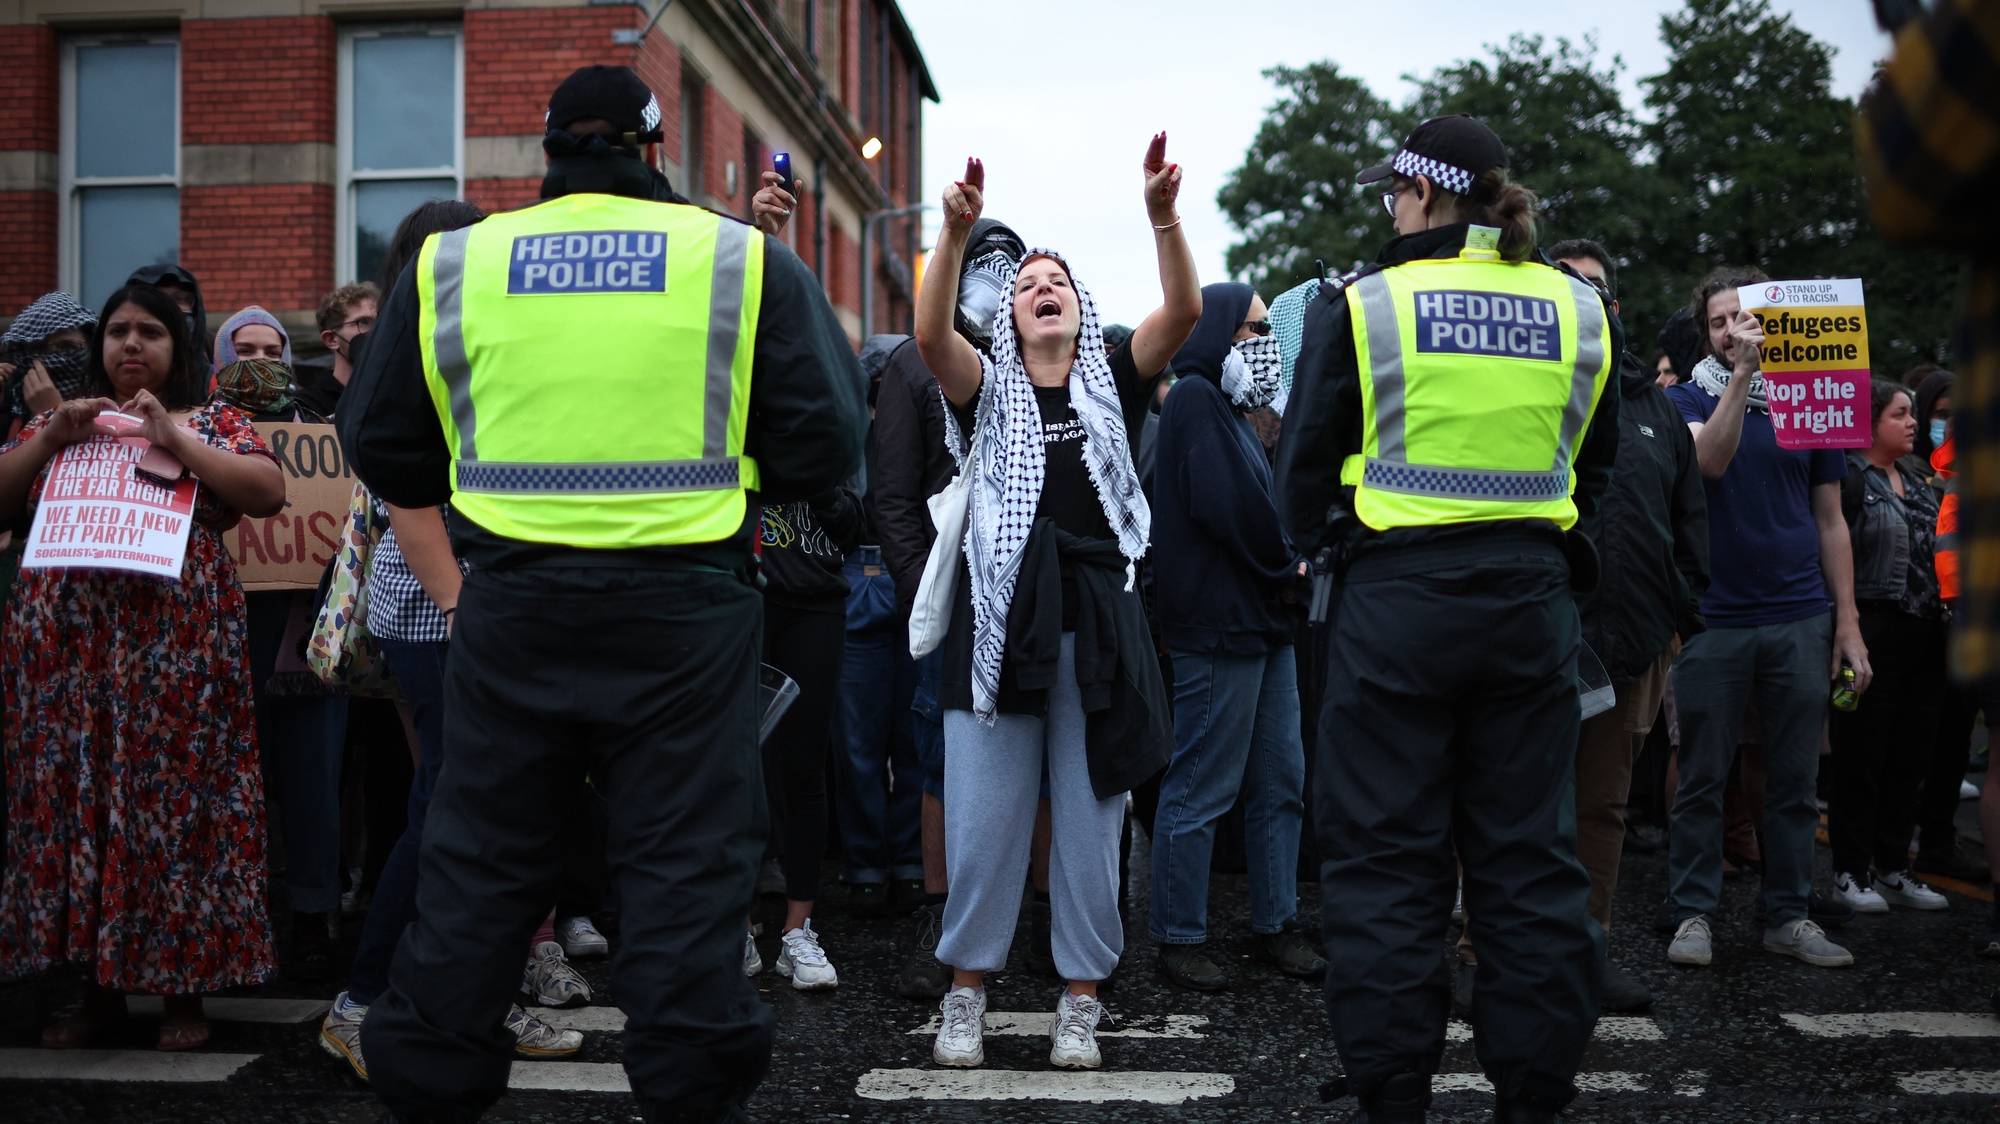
[0,0,935,349]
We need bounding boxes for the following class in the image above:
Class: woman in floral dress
[0,283,286,1050]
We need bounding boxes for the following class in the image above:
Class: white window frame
[335,23,464,284]
[58,32,182,301]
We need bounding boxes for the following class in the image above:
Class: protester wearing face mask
[1827,380,1950,916]
[915,135,1195,1072]
[1145,282,1322,993]
[1,292,97,443]
[297,283,379,418]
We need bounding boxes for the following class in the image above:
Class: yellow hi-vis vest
[416,193,764,548]
[1338,242,1611,532]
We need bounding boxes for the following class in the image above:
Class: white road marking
[0,1049,261,1083]
[1445,1016,1663,1042]
[507,1061,633,1093]
[1673,1070,1707,1097]
[124,997,329,1024]
[855,1068,1235,1104]
[1781,1012,2000,1038]
[1897,1071,2000,1095]
[1432,1071,1651,1094]
[904,1012,1209,1039]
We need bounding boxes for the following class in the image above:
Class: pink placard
[1764,370,1870,450]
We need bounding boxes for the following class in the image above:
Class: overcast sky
[895,0,1894,324]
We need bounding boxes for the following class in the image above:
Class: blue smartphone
[772,152,793,193]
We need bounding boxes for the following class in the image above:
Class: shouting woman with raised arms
[914,134,1197,1072]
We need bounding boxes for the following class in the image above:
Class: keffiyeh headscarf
[2,291,97,405]
[215,357,296,415]
[1689,353,1766,412]
[1222,335,1283,411]
[940,249,1150,722]
[1267,276,1320,415]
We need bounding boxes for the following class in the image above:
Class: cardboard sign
[21,418,198,580]
[226,422,352,591]
[1737,278,1871,449]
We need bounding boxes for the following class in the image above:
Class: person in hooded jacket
[1146,281,1324,992]
[2,292,97,443]
[126,264,212,370]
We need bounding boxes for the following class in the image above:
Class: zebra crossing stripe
[904,1012,1209,1039]
[1896,1071,2000,1095]
[1433,1072,1651,1094]
[507,1060,633,1093]
[1781,1013,2000,1038]
[0,1048,261,1083]
[855,1068,1235,1104]
[1446,1016,1662,1043]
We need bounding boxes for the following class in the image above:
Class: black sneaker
[1808,890,1855,929]
[1624,822,1666,854]
[1350,1071,1431,1124]
[1254,920,1327,980]
[890,878,927,913]
[292,911,335,982]
[1976,926,2000,961]
[1599,961,1652,1013]
[1915,847,1992,885]
[847,882,889,919]
[1652,899,1678,935]
[896,904,952,1000]
[1156,943,1230,992]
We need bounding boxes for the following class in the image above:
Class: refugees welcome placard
[1737,279,1871,450]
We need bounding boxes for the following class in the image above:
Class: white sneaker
[504,1004,584,1058]
[933,986,986,1067]
[1875,870,1949,911]
[1763,918,1854,967]
[521,941,592,1008]
[1963,779,1981,800]
[1049,988,1105,1069]
[743,929,763,977]
[1833,871,1890,914]
[775,920,839,991]
[1667,915,1712,967]
[557,915,609,959]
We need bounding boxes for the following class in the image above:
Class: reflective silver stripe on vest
[1556,278,1608,472]
[431,227,476,462]
[703,218,752,461]
[456,458,742,495]
[1360,458,1571,501]
[1352,273,1407,460]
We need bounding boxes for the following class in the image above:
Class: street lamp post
[859,201,927,339]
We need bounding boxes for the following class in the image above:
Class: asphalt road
[3,798,1996,1123]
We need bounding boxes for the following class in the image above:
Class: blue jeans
[1667,614,1831,926]
[347,637,449,1005]
[1150,645,1305,943]
[911,649,945,798]
[835,551,924,884]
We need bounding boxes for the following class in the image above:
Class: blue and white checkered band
[642,94,662,131]
[1393,149,1475,195]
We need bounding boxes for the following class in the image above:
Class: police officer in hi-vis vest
[338,67,864,1121]
[1274,116,1620,1124]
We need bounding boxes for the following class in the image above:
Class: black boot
[1350,1072,1431,1124]
[1156,943,1230,992]
[895,903,951,1001]
[292,910,334,982]
[1598,961,1652,1013]
[1253,920,1327,979]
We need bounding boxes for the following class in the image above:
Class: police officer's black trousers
[363,566,774,1123]
[1315,536,1602,1115]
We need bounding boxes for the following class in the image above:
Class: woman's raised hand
[943,158,984,239]
[39,397,118,446]
[1143,132,1182,227]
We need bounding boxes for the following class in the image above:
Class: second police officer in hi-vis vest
[1275,115,1620,1124]
[338,66,864,1122]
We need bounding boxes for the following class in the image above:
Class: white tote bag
[907,469,971,659]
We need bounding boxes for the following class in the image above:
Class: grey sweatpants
[938,635,1127,982]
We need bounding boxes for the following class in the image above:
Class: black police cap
[546,66,665,146]
[1356,115,1509,196]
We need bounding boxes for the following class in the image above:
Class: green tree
[1216,62,1397,298]
[1641,0,1949,372]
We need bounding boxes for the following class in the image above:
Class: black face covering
[539,130,683,203]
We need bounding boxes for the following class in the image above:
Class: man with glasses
[305,282,381,416]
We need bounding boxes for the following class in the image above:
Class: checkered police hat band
[1392,149,1475,195]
